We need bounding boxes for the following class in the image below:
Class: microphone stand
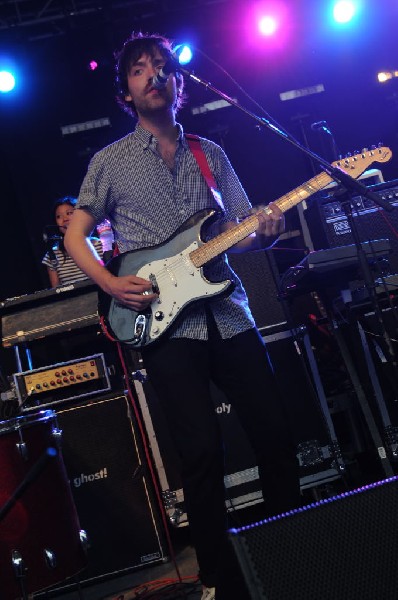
[0,447,58,600]
[179,64,393,212]
[180,63,398,465]
[180,63,395,320]
[43,226,63,263]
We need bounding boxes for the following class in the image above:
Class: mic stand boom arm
[180,64,398,370]
[180,65,393,213]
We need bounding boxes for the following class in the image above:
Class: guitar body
[99,209,232,348]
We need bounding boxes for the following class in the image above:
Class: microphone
[43,233,63,243]
[151,56,181,89]
[43,226,63,244]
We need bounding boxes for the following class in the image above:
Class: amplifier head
[13,353,111,411]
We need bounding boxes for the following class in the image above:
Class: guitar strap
[185,133,225,211]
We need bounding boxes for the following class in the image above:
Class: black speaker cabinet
[55,395,166,585]
[230,476,398,600]
[131,325,342,529]
[228,251,287,329]
[304,180,398,274]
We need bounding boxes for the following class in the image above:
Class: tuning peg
[361,147,369,153]
[345,152,352,158]
[377,142,384,147]
[371,144,377,150]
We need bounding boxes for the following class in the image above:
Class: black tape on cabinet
[230,476,398,600]
[56,395,166,584]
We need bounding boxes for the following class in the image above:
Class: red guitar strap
[185,133,225,211]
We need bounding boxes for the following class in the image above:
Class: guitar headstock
[331,146,392,179]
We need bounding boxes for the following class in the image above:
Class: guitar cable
[99,315,185,585]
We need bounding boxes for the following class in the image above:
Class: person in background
[42,196,104,287]
[64,33,301,600]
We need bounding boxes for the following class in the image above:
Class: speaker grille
[228,251,287,329]
[230,477,398,600]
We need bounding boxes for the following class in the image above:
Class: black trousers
[142,318,300,588]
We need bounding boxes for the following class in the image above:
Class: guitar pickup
[165,267,177,287]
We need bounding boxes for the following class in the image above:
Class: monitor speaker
[230,476,398,600]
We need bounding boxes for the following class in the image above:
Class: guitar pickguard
[103,210,231,347]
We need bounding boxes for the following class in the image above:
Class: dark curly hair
[115,32,186,117]
[53,196,77,217]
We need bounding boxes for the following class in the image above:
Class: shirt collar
[133,122,187,150]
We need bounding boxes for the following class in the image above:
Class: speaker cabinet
[55,395,166,585]
[228,251,287,329]
[230,476,398,600]
[131,325,342,528]
[304,181,398,274]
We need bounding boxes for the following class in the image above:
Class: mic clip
[311,120,332,135]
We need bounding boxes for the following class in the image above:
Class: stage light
[0,70,16,93]
[88,60,98,71]
[378,70,398,83]
[333,1,356,24]
[174,44,193,66]
[243,2,289,49]
[258,15,278,36]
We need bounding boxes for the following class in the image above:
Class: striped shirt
[77,123,257,340]
[42,238,103,285]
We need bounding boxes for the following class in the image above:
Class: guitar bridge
[133,314,147,344]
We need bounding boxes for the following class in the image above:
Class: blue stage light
[333,1,356,24]
[174,44,193,66]
[0,70,16,93]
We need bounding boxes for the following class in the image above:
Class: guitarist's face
[125,50,178,119]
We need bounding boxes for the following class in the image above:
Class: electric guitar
[98,147,392,347]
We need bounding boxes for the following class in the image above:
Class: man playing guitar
[65,31,303,600]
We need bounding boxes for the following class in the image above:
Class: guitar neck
[190,171,332,268]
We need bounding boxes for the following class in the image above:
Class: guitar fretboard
[190,172,330,268]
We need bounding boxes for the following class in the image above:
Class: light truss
[0,0,228,38]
